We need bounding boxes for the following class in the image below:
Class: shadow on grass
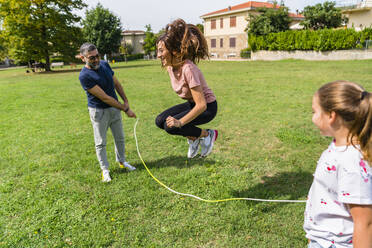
[232,171,312,208]
[112,155,216,174]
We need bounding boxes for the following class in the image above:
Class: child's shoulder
[337,144,366,170]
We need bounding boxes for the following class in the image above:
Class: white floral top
[304,141,372,248]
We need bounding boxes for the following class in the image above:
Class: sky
[80,0,331,32]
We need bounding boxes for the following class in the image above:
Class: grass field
[1,59,372,247]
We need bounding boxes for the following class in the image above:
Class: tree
[0,30,7,61]
[143,24,156,56]
[196,24,204,34]
[120,43,133,55]
[0,0,85,71]
[301,1,348,30]
[247,6,291,36]
[82,4,122,57]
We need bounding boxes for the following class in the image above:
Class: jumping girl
[155,19,218,158]
[305,80,372,248]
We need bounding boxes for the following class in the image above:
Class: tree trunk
[44,51,51,71]
[40,4,51,72]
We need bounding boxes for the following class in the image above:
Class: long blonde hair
[317,80,372,164]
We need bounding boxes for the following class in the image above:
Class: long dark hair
[317,80,372,164]
[157,19,209,65]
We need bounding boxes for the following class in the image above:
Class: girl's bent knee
[155,115,165,129]
[164,126,178,135]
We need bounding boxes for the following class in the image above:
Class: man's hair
[80,43,97,56]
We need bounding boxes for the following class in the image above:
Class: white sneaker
[102,170,112,182]
[187,138,200,158]
[119,161,136,171]
[200,129,218,157]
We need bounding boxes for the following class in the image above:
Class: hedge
[240,48,251,58]
[249,28,372,52]
[110,53,144,62]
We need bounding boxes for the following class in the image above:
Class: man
[78,43,136,182]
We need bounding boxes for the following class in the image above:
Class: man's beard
[87,61,100,70]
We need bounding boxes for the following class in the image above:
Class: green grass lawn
[1,59,371,247]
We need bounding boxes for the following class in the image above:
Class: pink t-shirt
[167,60,216,103]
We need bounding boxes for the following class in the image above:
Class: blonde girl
[305,80,372,248]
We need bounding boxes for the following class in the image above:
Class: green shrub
[249,28,371,52]
[110,53,144,62]
[240,48,251,58]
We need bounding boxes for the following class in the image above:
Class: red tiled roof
[288,12,304,19]
[201,1,304,19]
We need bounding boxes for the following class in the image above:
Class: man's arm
[112,75,136,118]
[113,75,128,104]
[87,85,126,111]
[349,204,372,248]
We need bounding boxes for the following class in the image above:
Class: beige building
[200,1,304,58]
[121,30,145,54]
[342,0,372,31]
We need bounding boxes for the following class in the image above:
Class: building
[341,0,372,31]
[200,1,304,59]
[121,30,145,54]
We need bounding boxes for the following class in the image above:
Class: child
[155,19,218,158]
[305,80,372,248]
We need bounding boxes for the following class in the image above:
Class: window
[229,37,236,48]
[230,16,236,27]
[220,38,223,48]
[220,18,223,28]
[211,39,216,48]
[211,19,216,29]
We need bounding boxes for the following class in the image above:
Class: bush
[50,56,80,64]
[110,53,144,62]
[240,48,251,58]
[249,28,371,52]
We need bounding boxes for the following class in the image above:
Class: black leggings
[155,100,217,137]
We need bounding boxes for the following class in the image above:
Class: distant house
[121,30,145,54]
[341,0,372,31]
[200,1,304,59]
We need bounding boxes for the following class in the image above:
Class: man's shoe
[200,129,218,157]
[102,170,112,182]
[119,161,136,171]
[187,138,200,158]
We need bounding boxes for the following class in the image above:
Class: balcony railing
[337,0,359,8]
[337,0,371,9]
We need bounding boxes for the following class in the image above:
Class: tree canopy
[82,3,122,57]
[0,30,7,61]
[196,24,204,34]
[143,24,156,55]
[247,6,291,36]
[0,0,85,70]
[301,1,348,30]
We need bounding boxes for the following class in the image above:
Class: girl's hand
[166,116,182,128]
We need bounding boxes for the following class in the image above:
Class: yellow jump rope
[134,118,306,203]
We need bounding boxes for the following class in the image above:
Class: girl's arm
[166,85,206,128]
[349,204,372,248]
